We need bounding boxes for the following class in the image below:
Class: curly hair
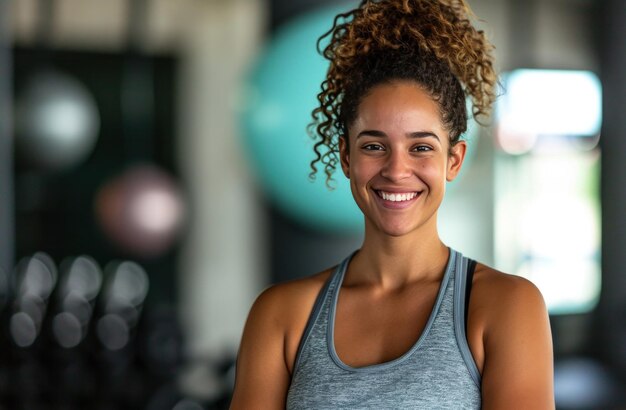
[309,0,497,186]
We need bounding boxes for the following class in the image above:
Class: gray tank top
[286,249,481,409]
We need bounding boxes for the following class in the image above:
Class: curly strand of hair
[316,9,357,56]
[308,85,340,184]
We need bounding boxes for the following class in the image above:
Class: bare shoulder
[249,267,334,328]
[231,267,336,408]
[471,263,548,323]
[272,268,336,360]
[466,263,549,362]
[473,263,539,291]
[240,267,335,361]
[468,263,554,408]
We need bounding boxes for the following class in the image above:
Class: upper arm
[480,275,554,410]
[230,287,291,410]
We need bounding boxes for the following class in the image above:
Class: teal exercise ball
[239,2,478,233]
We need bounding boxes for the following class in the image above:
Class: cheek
[348,165,369,188]
[346,162,376,199]
[419,160,448,183]
[352,157,381,182]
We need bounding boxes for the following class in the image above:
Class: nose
[380,150,412,182]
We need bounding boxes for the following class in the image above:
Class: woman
[231,0,554,408]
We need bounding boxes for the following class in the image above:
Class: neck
[348,218,450,290]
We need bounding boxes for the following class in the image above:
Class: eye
[362,143,385,151]
[412,145,433,152]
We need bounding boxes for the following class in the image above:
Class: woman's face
[340,80,466,237]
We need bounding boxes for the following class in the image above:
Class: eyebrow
[356,130,441,142]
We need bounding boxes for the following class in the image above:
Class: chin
[366,218,416,237]
[364,210,439,238]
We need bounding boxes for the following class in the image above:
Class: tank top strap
[291,253,355,373]
[453,252,482,387]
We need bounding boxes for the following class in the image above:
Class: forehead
[350,81,445,137]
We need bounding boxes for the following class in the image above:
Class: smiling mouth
[375,190,421,202]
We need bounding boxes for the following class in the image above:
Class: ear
[339,136,350,178]
[446,140,467,182]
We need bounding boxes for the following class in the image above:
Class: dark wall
[597,0,626,380]
[12,48,179,306]
[0,0,14,273]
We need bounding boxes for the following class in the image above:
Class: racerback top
[286,249,481,409]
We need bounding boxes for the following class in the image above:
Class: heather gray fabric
[286,249,481,409]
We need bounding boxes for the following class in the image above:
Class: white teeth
[379,191,418,202]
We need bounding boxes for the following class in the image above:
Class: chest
[333,282,440,368]
[287,277,482,409]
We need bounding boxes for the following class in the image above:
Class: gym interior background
[0,0,624,408]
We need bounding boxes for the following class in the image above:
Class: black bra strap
[464,259,477,335]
